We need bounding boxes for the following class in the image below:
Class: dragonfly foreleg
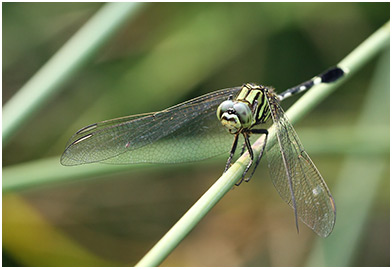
[240,142,247,156]
[235,132,254,186]
[246,129,268,182]
[224,133,240,173]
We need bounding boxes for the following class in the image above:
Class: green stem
[286,21,390,124]
[135,21,390,267]
[3,124,388,193]
[2,2,145,144]
[306,34,390,267]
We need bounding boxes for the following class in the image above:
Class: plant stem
[3,2,145,144]
[306,37,389,267]
[135,21,390,267]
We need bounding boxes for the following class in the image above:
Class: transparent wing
[265,91,336,237]
[61,87,242,166]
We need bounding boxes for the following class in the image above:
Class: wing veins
[61,87,242,165]
[265,90,336,237]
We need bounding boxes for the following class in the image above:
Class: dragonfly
[61,66,345,237]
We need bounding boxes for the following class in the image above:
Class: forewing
[265,91,336,237]
[61,87,242,166]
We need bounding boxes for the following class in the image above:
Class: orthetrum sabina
[61,66,345,237]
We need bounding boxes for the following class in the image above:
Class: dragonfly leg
[235,132,254,186]
[245,129,268,182]
[224,133,240,173]
[239,142,247,156]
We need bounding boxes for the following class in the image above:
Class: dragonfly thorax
[217,99,254,134]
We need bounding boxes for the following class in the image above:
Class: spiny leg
[239,142,247,156]
[235,132,254,186]
[224,133,240,173]
[245,129,268,182]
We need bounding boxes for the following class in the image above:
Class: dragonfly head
[217,100,253,134]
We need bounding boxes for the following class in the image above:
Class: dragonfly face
[217,83,273,135]
[216,98,253,134]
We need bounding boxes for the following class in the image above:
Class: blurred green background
[3,2,389,266]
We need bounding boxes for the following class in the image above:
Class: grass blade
[3,2,145,144]
[135,21,389,266]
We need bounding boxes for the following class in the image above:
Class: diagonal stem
[135,21,390,267]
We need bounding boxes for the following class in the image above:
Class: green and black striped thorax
[217,83,276,134]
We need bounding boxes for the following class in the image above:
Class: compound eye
[217,100,234,119]
[233,103,252,125]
